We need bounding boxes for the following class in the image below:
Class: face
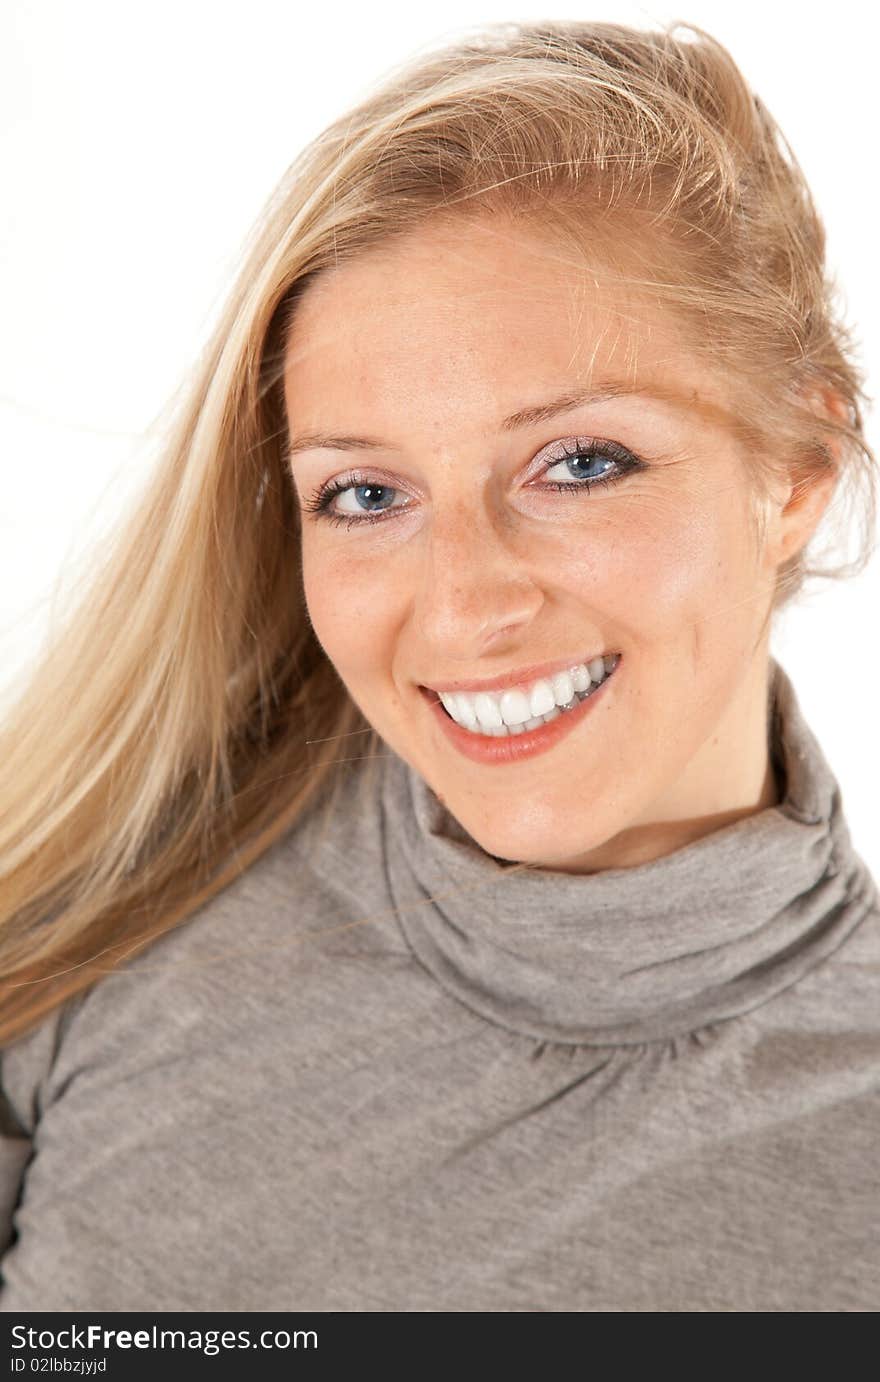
[282,214,809,872]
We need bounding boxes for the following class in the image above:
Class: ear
[763,384,847,568]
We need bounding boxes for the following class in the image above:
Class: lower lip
[421,660,620,765]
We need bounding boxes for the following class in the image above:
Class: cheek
[301,537,400,678]
[551,484,752,639]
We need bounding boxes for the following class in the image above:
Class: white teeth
[571,664,591,693]
[548,670,573,709]
[473,692,503,731]
[529,678,558,718]
[452,691,479,730]
[436,691,458,724]
[499,688,533,726]
[434,654,620,736]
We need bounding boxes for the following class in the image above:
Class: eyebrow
[285,381,689,459]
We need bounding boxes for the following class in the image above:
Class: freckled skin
[283,215,835,872]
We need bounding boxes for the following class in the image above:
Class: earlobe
[773,383,846,562]
[777,463,837,561]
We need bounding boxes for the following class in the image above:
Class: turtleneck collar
[380,657,877,1046]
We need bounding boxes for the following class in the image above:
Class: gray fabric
[0,656,877,1312]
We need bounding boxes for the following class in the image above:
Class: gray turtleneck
[1,658,878,1312]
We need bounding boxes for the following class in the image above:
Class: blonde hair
[1,18,875,1046]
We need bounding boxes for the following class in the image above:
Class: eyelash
[300,437,644,530]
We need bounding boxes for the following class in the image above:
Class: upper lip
[420,651,614,696]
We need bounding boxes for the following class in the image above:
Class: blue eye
[302,475,409,528]
[301,438,643,530]
[540,439,640,493]
[337,481,398,516]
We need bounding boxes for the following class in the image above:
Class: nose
[413,503,545,662]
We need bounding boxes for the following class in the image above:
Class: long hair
[1,19,875,1045]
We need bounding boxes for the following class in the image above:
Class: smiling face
[282,213,820,871]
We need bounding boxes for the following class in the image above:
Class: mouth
[418,653,621,765]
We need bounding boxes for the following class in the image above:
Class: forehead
[282,214,717,426]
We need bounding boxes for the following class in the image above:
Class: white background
[1,2,877,874]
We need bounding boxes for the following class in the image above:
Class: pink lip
[421,650,613,696]
[420,658,619,765]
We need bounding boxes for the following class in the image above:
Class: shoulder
[1,756,411,1126]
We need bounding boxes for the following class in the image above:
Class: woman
[0,19,877,1312]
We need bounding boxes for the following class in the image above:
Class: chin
[455,808,613,871]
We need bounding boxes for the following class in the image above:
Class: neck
[384,655,859,1045]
